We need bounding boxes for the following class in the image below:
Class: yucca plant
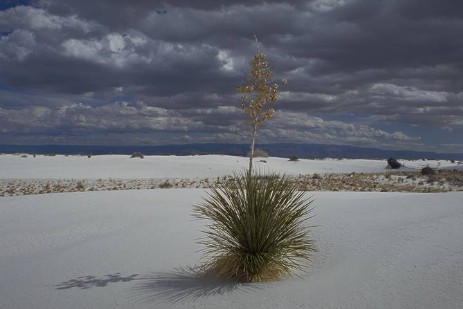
[194,171,315,282]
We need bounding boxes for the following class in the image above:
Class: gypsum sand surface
[0,189,462,309]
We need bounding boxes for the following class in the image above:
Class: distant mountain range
[1,143,461,160]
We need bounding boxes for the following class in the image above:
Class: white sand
[1,154,459,179]
[0,155,462,308]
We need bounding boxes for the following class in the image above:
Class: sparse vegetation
[76,181,85,191]
[387,158,401,169]
[1,169,462,197]
[130,152,144,159]
[194,171,315,282]
[421,166,435,175]
[159,180,173,189]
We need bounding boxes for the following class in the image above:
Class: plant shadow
[132,266,260,304]
[55,272,139,290]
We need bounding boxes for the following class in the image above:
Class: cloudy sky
[0,0,462,153]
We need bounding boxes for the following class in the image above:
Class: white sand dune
[0,154,459,179]
[0,155,462,308]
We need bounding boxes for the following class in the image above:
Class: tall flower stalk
[236,42,286,174]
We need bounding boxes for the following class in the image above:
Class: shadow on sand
[132,266,260,304]
[55,273,139,290]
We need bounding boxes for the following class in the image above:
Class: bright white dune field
[0,154,462,309]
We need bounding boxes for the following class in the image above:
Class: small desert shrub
[130,152,144,159]
[159,180,173,189]
[387,158,401,169]
[194,171,315,283]
[421,166,435,175]
[76,181,85,191]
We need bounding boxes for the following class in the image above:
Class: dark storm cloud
[279,3,463,75]
[396,0,463,20]
[0,0,462,152]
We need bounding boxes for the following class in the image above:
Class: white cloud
[280,91,336,102]
[0,6,95,33]
[370,83,448,103]
[107,33,126,53]
[258,111,417,145]
[62,32,149,67]
[0,30,36,60]
[0,102,203,133]
[62,38,103,60]
[217,50,235,71]
[195,105,241,115]
[310,0,347,12]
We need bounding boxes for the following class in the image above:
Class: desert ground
[0,154,462,308]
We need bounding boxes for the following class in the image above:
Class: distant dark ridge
[0,143,461,160]
[0,144,248,157]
